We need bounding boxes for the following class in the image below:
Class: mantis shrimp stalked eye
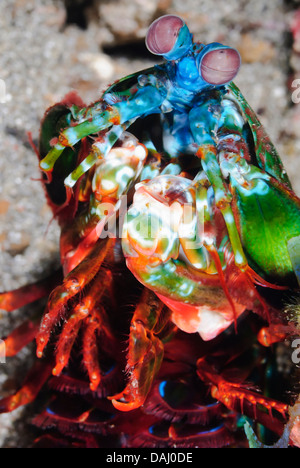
[145,14,194,62]
[145,15,186,56]
[0,14,299,448]
[200,47,241,84]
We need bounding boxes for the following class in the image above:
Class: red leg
[52,311,87,377]
[197,357,288,436]
[82,308,103,392]
[2,319,39,357]
[52,270,113,377]
[82,305,116,391]
[36,238,113,358]
[0,270,62,312]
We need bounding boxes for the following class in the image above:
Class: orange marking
[196,144,217,159]
[58,133,70,147]
[109,114,121,125]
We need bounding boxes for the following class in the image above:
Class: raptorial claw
[110,289,170,411]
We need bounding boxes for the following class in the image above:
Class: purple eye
[200,48,241,85]
[145,15,184,56]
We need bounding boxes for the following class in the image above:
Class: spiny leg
[36,237,113,358]
[51,309,87,378]
[52,269,113,377]
[110,288,172,411]
[197,357,288,436]
[82,308,103,392]
[82,305,116,392]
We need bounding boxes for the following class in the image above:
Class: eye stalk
[200,46,241,85]
[145,15,192,61]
